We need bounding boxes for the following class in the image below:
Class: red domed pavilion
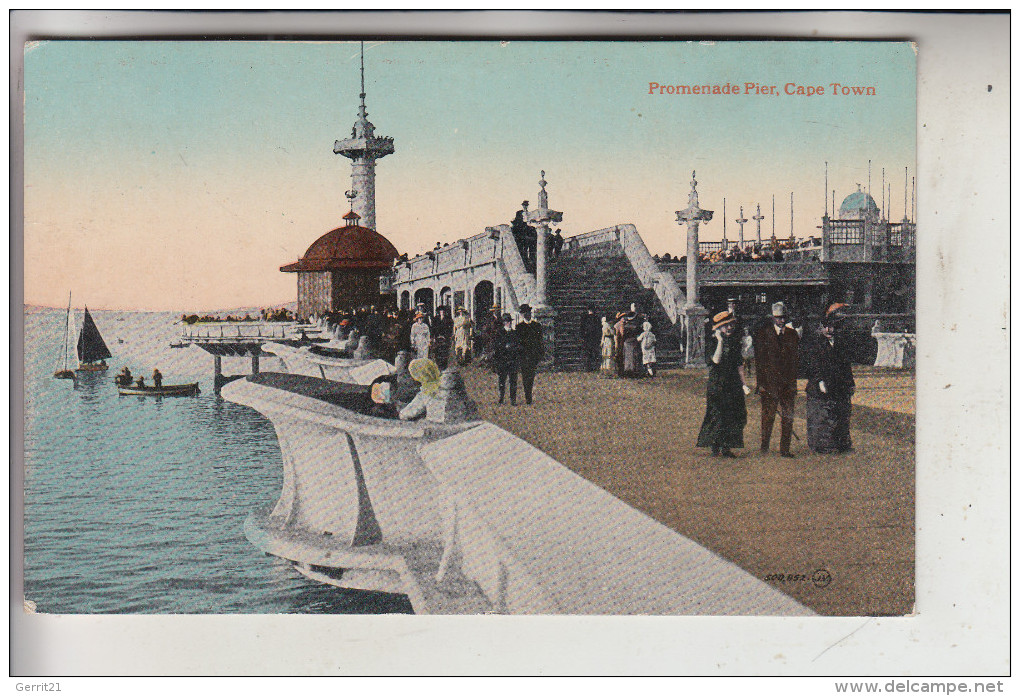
[281,211,399,318]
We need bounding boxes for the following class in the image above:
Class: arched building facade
[392,224,536,326]
[281,211,400,320]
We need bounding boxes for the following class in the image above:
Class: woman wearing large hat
[696,310,751,457]
[803,303,856,453]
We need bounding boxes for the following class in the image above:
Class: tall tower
[333,42,394,232]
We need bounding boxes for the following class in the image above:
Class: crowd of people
[180,307,297,324]
[653,237,821,265]
[509,204,566,273]
[315,294,859,457]
[575,303,663,379]
[114,366,163,389]
[695,299,857,458]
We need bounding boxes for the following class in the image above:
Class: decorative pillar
[735,206,748,248]
[525,170,563,369]
[753,204,765,245]
[525,170,562,310]
[676,171,714,369]
[722,198,728,248]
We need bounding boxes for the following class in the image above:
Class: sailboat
[76,306,112,372]
[54,292,76,380]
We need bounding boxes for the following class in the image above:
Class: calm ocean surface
[21,307,412,614]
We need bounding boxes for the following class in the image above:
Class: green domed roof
[839,188,880,219]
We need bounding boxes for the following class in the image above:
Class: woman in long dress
[613,312,627,377]
[600,317,616,374]
[409,313,431,361]
[804,304,855,453]
[637,320,657,377]
[696,310,750,457]
[453,307,473,365]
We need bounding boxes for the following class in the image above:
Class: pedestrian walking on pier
[453,307,473,365]
[493,313,521,405]
[638,321,657,377]
[410,313,431,361]
[516,304,544,405]
[754,301,800,458]
[432,306,454,369]
[696,311,750,458]
[551,228,564,257]
[581,307,602,372]
[804,304,856,453]
[600,316,616,375]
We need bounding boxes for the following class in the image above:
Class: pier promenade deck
[458,364,915,616]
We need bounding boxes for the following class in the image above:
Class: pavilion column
[525,170,563,368]
[676,171,714,369]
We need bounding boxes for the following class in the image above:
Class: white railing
[567,224,685,324]
[618,224,686,325]
[183,322,298,340]
[569,226,619,250]
[489,224,535,309]
[494,257,521,311]
[419,423,815,615]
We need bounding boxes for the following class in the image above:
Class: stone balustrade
[419,423,814,615]
[670,261,829,287]
[223,374,815,615]
[222,373,484,607]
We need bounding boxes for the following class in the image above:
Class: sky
[22,40,916,311]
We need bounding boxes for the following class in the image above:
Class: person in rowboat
[152,369,163,389]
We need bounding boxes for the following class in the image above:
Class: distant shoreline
[24,301,298,315]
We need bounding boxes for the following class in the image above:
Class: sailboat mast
[62,291,71,371]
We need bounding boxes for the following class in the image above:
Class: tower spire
[334,41,395,232]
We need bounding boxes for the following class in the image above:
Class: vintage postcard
[13,15,1007,676]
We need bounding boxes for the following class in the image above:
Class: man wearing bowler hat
[515,304,544,405]
[753,301,800,457]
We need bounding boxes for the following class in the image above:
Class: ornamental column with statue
[676,171,714,369]
[524,170,562,368]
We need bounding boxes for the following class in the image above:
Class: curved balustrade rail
[224,373,814,615]
[565,225,686,324]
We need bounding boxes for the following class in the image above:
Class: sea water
[20,307,412,614]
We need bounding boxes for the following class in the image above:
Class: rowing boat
[117,382,200,397]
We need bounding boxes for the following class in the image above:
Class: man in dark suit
[754,301,799,457]
[493,312,521,405]
[580,306,602,372]
[515,304,544,405]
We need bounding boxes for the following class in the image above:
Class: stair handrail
[494,257,521,312]
[614,224,685,324]
[488,224,535,309]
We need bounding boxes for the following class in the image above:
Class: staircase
[547,242,684,371]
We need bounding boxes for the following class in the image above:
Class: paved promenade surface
[459,362,915,616]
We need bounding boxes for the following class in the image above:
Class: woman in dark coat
[696,310,750,457]
[803,303,856,453]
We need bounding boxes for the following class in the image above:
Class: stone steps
[547,252,684,370]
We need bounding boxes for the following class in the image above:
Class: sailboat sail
[67,305,77,364]
[77,307,112,364]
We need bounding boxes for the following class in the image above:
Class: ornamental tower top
[333,41,395,232]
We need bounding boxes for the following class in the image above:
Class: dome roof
[839,188,881,220]
[281,223,400,272]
